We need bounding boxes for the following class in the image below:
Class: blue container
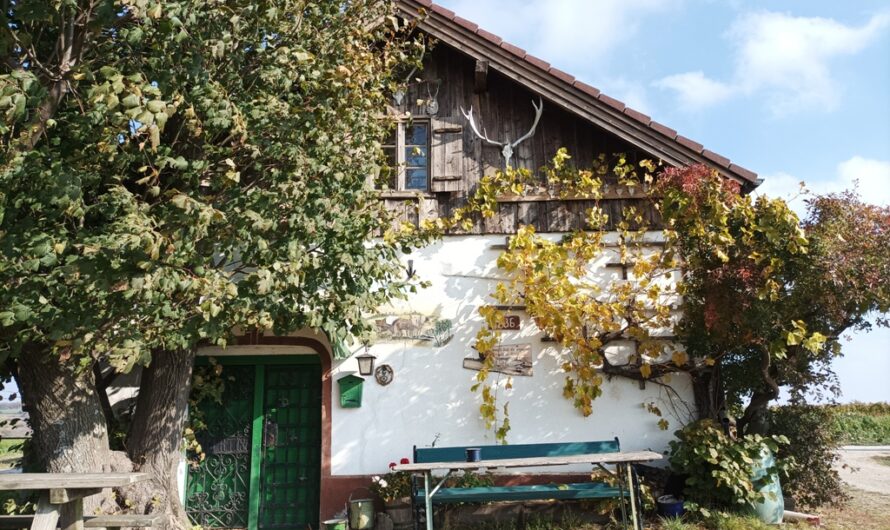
[657,495,685,518]
[465,447,481,462]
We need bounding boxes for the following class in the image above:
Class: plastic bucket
[750,447,784,524]
[348,498,375,529]
[657,495,685,518]
[322,519,347,530]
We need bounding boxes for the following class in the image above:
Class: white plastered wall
[331,234,695,476]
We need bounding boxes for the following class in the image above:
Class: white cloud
[653,71,735,110]
[441,0,677,71]
[755,156,890,215]
[655,11,890,114]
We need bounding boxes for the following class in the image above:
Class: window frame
[381,117,431,192]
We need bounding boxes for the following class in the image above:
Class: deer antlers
[461,97,543,166]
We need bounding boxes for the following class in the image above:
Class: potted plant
[370,458,413,526]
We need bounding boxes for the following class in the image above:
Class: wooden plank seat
[414,481,625,503]
[0,513,162,529]
[411,437,643,529]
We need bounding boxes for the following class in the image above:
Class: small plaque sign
[493,315,521,331]
[463,343,533,376]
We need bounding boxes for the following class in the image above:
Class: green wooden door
[186,357,321,530]
[258,363,322,529]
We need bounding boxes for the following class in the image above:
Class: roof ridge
[407,0,759,185]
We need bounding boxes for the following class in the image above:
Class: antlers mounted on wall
[461,97,544,166]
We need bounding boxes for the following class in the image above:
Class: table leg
[30,493,60,530]
[424,471,434,530]
[626,464,640,530]
[615,463,628,530]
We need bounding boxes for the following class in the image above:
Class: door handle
[263,415,278,447]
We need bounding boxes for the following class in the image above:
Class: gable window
[382,120,430,191]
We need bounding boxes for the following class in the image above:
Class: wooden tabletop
[393,450,663,472]
[0,472,151,490]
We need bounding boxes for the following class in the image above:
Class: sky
[438,0,890,403]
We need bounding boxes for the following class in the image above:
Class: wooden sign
[463,343,533,376]
[492,315,521,331]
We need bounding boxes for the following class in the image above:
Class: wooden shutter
[430,116,464,193]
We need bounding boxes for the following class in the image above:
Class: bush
[829,403,890,445]
[668,420,790,513]
[768,404,848,509]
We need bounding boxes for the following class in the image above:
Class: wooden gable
[381,0,759,234]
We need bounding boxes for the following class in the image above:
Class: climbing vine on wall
[422,150,844,442]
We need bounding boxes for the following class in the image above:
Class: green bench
[411,438,644,529]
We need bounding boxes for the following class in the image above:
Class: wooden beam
[474,59,489,93]
[49,488,101,504]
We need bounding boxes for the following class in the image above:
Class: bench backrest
[413,438,620,464]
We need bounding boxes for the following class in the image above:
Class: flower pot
[385,497,412,527]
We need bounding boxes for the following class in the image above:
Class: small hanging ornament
[425,80,441,116]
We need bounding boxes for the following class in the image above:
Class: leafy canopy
[0,0,427,370]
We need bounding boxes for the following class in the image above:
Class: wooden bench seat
[411,437,644,529]
[414,481,625,503]
[0,513,162,529]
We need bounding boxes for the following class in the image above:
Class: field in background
[828,402,890,445]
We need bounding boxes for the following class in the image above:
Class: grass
[873,455,890,467]
[0,438,24,469]
[829,402,890,445]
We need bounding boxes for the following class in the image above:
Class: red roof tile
[573,80,601,98]
[452,16,478,32]
[729,163,758,182]
[499,41,526,59]
[430,4,455,19]
[676,135,704,153]
[649,120,678,139]
[549,67,575,85]
[624,107,651,125]
[598,93,626,112]
[702,149,731,167]
[525,53,551,71]
[476,28,503,45]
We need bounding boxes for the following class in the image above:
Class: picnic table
[0,473,150,530]
[394,449,662,530]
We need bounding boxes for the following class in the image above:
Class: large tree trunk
[124,348,196,530]
[16,346,127,512]
[738,347,780,435]
[691,364,724,421]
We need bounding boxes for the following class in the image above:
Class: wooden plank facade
[380,44,663,233]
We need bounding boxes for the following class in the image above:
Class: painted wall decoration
[463,343,533,376]
[370,313,454,346]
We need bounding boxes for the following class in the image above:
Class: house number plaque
[493,315,521,330]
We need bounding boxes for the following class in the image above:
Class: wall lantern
[356,350,376,376]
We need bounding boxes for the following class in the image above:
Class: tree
[447,152,889,441]
[1,1,424,526]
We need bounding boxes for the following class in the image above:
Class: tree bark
[16,346,127,512]
[691,364,724,421]
[125,348,196,530]
[738,347,780,435]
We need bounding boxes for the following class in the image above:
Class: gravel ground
[835,446,890,494]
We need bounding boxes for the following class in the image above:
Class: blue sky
[439,0,890,403]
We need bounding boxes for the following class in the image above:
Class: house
[181,1,760,527]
